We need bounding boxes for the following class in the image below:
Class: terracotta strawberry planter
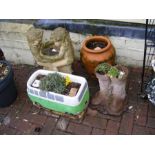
[80,36,115,76]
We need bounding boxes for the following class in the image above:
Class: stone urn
[91,65,129,116]
[80,36,115,77]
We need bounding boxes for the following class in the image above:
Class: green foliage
[95,62,111,74]
[39,73,66,94]
[107,67,120,78]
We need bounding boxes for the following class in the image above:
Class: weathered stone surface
[119,112,134,134]
[27,27,74,73]
[40,117,58,135]
[106,120,120,135]
[67,122,92,135]
[56,117,69,131]
[92,128,105,135]
[83,115,107,129]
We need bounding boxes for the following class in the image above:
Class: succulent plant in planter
[27,70,90,116]
[39,73,66,94]
[95,62,111,74]
[107,66,120,78]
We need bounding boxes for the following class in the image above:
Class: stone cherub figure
[27,27,74,73]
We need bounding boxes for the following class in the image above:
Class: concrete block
[70,32,80,43]
[110,36,145,51]
[0,22,32,33]
[116,56,143,66]
[0,39,30,50]
[0,31,28,42]
[116,48,144,61]
[1,47,35,65]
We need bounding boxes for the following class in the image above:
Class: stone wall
[0,21,145,66]
[0,22,35,65]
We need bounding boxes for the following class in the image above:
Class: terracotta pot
[80,36,115,76]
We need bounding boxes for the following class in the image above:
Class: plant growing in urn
[27,70,89,116]
[92,62,128,116]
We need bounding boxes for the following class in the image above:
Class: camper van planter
[0,60,17,107]
[92,63,128,116]
[27,70,89,116]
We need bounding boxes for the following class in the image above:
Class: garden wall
[0,20,146,66]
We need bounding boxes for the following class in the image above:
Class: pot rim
[82,36,111,53]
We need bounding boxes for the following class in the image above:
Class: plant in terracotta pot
[27,70,89,116]
[91,62,128,116]
[80,36,115,77]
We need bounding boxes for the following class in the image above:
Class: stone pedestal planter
[92,65,128,116]
[27,70,89,115]
[107,65,128,115]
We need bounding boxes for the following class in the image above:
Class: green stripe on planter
[28,90,89,115]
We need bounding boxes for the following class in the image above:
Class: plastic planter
[27,70,89,115]
[0,60,17,107]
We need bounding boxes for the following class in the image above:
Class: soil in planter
[64,82,81,97]
[86,41,107,50]
[42,47,59,56]
[36,75,46,80]
[31,75,46,88]
[0,63,9,80]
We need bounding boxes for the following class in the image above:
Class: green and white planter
[27,70,89,115]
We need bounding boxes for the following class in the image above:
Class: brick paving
[0,61,155,135]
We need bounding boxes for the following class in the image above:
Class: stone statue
[27,27,74,73]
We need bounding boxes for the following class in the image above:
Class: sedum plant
[39,73,66,94]
[95,62,111,74]
[107,67,120,78]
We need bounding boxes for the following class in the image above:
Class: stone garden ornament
[27,27,74,73]
[91,63,129,116]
